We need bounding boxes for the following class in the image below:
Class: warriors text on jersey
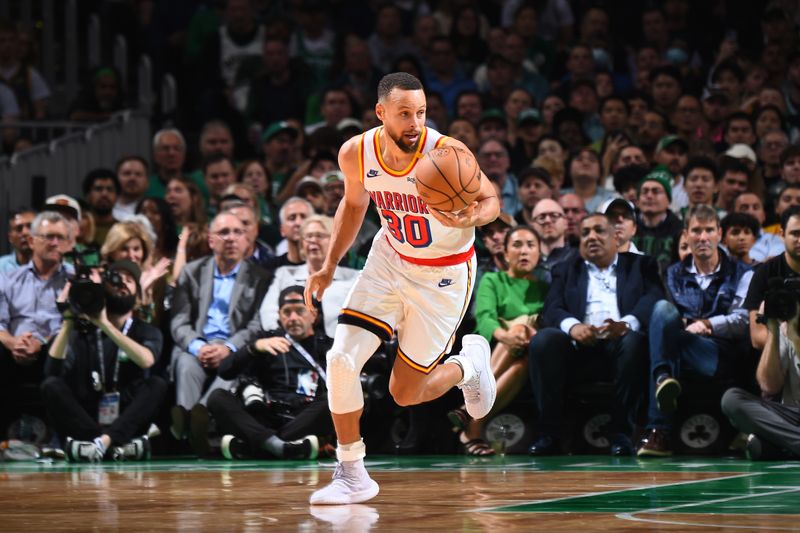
[357,126,475,265]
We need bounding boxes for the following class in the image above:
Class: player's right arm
[304,135,371,309]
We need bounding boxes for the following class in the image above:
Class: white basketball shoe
[449,334,496,420]
[309,459,380,505]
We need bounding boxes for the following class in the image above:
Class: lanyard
[96,318,133,392]
[284,333,327,382]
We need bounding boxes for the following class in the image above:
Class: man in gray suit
[170,211,269,455]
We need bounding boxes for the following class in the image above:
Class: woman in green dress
[452,225,549,455]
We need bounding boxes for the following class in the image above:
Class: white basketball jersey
[358,126,475,264]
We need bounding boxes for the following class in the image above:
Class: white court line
[471,472,760,513]
[616,486,800,530]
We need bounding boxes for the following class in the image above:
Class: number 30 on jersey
[381,209,432,248]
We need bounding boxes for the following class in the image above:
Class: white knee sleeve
[327,349,365,414]
[326,324,381,414]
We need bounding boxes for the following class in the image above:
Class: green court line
[481,472,800,516]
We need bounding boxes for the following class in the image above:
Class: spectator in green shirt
[450,225,549,455]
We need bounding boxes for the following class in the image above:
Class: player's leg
[389,354,463,405]
[392,257,496,418]
[310,323,383,505]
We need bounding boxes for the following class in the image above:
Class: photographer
[41,260,166,462]
[207,286,332,460]
[745,206,800,350]
[721,303,800,460]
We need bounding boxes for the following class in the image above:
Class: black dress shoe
[529,435,561,456]
[170,405,189,441]
[637,428,672,457]
[608,434,634,456]
[189,404,210,457]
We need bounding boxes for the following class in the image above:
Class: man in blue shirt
[638,205,753,457]
[170,211,270,455]
[0,211,71,429]
[0,208,35,274]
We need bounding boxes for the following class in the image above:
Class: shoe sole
[220,435,238,460]
[656,378,681,414]
[636,448,673,458]
[462,334,496,420]
[306,435,319,461]
[309,479,380,505]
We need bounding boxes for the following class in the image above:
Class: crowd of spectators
[2,0,800,462]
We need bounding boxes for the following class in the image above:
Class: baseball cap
[638,166,673,201]
[479,212,516,233]
[321,170,345,186]
[479,109,507,127]
[278,285,307,308]
[44,194,82,222]
[517,108,542,126]
[656,134,688,153]
[702,84,729,103]
[262,121,299,143]
[725,143,757,164]
[295,175,323,195]
[599,197,636,219]
[108,259,142,293]
[337,117,363,133]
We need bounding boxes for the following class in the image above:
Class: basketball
[415,145,482,213]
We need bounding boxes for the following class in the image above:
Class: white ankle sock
[336,438,366,462]
[445,355,471,386]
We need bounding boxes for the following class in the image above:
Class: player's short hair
[378,72,423,102]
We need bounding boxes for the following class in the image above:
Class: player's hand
[430,202,479,228]
[305,265,335,311]
[254,337,292,356]
[569,323,598,346]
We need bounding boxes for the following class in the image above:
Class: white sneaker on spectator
[112,436,151,461]
[309,460,379,505]
[220,435,248,460]
[450,334,496,420]
[284,435,319,460]
[65,437,104,463]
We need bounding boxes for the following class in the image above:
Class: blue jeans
[646,300,719,430]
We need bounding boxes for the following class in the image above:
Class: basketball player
[305,72,500,505]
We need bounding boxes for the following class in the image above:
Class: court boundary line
[615,486,800,530]
[471,472,761,513]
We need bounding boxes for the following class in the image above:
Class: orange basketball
[415,145,482,213]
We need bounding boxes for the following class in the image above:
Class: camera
[65,264,126,317]
[242,382,267,410]
[763,277,800,321]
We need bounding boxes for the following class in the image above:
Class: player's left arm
[430,138,500,228]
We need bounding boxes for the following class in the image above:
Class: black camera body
[763,277,800,321]
[66,266,125,316]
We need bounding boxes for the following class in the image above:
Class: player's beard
[388,128,420,154]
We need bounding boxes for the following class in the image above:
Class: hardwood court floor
[1,456,799,531]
